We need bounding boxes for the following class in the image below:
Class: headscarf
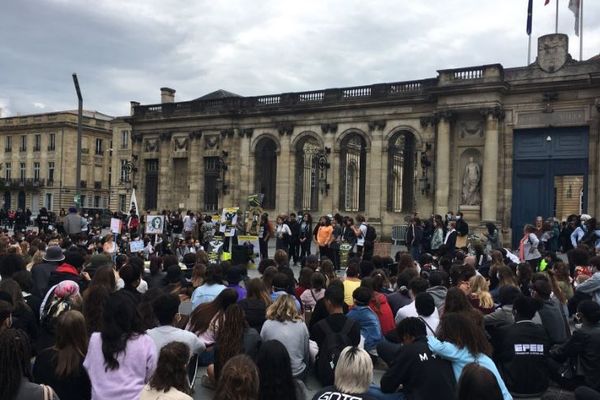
[39,280,81,329]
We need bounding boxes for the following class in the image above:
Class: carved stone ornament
[434,110,455,122]
[239,128,254,138]
[419,115,438,128]
[320,123,338,134]
[159,132,172,142]
[479,106,506,120]
[220,128,235,138]
[277,123,294,136]
[458,121,484,138]
[144,138,159,152]
[173,137,189,151]
[368,120,387,131]
[188,130,203,140]
[536,34,569,73]
[204,135,220,150]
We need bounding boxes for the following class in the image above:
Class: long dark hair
[245,278,271,306]
[438,312,492,357]
[100,291,144,371]
[214,354,259,400]
[457,362,503,400]
[0,329,32,400]
[53,310,88,377]
[444,287,484,327]
[188,288,238,334]
[215,304,247,378]
[256,340,298,400]
[148,341,190,395]
[82,285,110,335]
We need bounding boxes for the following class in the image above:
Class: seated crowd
[1,223,600,400]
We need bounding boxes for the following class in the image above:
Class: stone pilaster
[157,132,172,211]
[481,107,504,222]
[435,111,453,216]
[187,130,202,211]
[238,128,253,207]
[277,127,293,213]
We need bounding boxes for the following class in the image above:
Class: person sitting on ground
[0,328,59,400]
[374,317,457,400]
[260,294,309,380]
[427,312,512,400]
[468,274,495,314]
[238,278,271,332]
[225,265,247,301]
[300,271,326,312]
[443,287,485,329]
[139,341,193,400]
[33,310,91,400]
[0,298,13,333]
[307,279,350,331]
[256,340,306,400]
[550,300,600,392]
[457,363,503,400]
[531,277,569,345]
[361,275,395,335]
[395,277,435,324]
[426,270,449,312]
[575,256,600,306]
[47,250,88,293]
[311,346,378,400]
[191,263,226,309]
[386,268,419,316]
[343,263,362,306]
[310,285,361,386]
[146,293,205,355]
[270,272,301,311]
[214,354,260,400]
[415,292,440,336]
[347,286,382,355]
[296,267,313,299]
[496,295,550,397]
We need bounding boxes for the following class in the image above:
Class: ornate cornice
[240,128,254,138]
[479,106,505,120]
[220,128,235,138]
[419,115,439,128]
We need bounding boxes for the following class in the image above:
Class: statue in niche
[461,157,481,205]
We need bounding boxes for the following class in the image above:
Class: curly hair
[265,294,301,322]
[215,304,247,378]
[0,329,33,400]
[214,354,259,400]
[148,341,191,395]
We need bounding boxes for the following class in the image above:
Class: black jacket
[456,219,469,236]
[380,336,456,400]
[445,231,457,250]
[551,323,600,391]
[31,261,60,298]
[497,320,551,395]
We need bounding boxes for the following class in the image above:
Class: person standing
[258,213,272,260]
[316,216,333,261]
[406,217,423,263]
[299,213,313,262]
[64,207,83,241]
[519,224,541,270]
[288,213,301,266]
[275,215,292,255]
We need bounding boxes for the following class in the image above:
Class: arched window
[294,136,320,211]
[255,137,278,209]
[340,133,366,212]
[387,132,415,212]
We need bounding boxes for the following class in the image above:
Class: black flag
[526,0,533,35]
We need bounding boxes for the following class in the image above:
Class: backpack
[364,224,377,245]
[315,318,355,386]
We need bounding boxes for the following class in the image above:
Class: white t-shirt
[357,224,367,246]
[146,325,206,355]
[395,300,440,336]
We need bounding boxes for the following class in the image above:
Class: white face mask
[456,216,461,220]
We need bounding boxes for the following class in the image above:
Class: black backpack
[364,224,377,245]
[315,318,355,386]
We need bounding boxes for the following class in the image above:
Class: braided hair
[0,328,33,400]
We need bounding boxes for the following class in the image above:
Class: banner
[220,207,239,237]
[207,237,224,264]
[110,218,121,234]
[146,215,165,234]
[237,235,260,266]
[129,239,144,253]
[245,194,264,236]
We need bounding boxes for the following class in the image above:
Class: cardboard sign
[110,218,121,234]
[129,240,144,253]
[220,207,239,237]
[146,215,164,234]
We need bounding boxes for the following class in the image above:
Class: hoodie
[576,272,600,305]
[426,286,448,311]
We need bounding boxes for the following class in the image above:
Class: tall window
[294,136,320,211]
[20,135,26,152]
[255,137,278,209]
[5,136,12,152]
[339,133,366,212]
[94,196,100,208]
[4,163,11,180]
[387,132,416,212]
[119,194,126,212]
[48,133,56,151]
[95,138,103,155]
[48,162,55,182]
[19,162,26,181]
[33,162,40,181]
[204,157,220,212]
[120,160,130,182]
[34,134,41,151]
[45,193,53,210]
[121,130,129,149]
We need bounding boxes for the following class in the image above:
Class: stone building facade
[109,116,134,213]
[128,35,600,243]
[0,110,113,213]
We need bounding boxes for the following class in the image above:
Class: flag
[569,0,581,36]
[130,189,139,216]
[526,0,533,35]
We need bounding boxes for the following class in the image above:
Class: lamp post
[72,74,83,209]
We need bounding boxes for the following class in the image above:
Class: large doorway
[144,159,159,210]
[17,191,26,210]
[512,127,588,247]
[3,191,10,210]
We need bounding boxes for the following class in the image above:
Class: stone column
[187,131,202,211]
[435,112,452,216]
[157,132,172,211]
[481,107,504,222]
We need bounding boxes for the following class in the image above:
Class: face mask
[456,216,461,220]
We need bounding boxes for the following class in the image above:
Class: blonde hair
[265,294,301,322]
[334,346,373,394]
[469,275,494,309]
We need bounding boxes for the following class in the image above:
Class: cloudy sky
[1,0,598,117]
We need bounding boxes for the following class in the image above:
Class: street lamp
[72,74,83,208]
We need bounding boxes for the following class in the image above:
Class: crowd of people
[1,207,600,400]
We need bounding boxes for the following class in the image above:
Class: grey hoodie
[426,286,448,311]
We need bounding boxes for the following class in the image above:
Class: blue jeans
[367,385,406,400]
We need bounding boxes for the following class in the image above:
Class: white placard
[146,215,165,234]
[110,218,121,234]
[129,240,144,253]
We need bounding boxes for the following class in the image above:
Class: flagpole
[579,0,583,60]
[555,0,559,33]
[527,34,532,65]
